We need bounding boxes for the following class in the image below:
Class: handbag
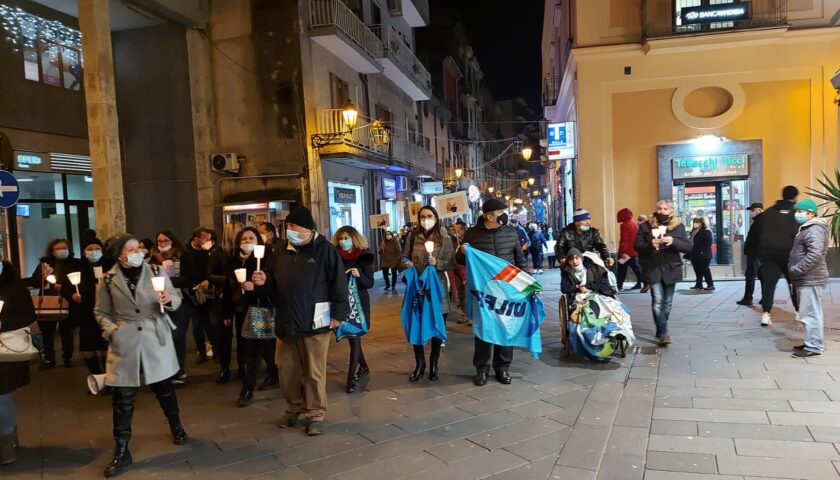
[242,298,276,340]
[32,273,69,321]
[336,276,368,342]
[0,326,39,363]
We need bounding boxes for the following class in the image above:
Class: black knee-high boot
[347,337,362,393]
[105,387,136,477]
[429,338,442,381]
[150,380,187,445]
[409,345,426,382]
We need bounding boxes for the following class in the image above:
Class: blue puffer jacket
[788,218,830,287]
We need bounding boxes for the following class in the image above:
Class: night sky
[442,0,544,113]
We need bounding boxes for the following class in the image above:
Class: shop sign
[333,187,357,204]
[395,175,408,192]
[681,2,752,25]
[382,178,396,199]
[223,202,268,212]
[14,151,49,172]
[672,154,748,180]
[420,181,444,195]
[547,122,575,160]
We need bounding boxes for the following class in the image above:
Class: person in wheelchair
[560,249,615,300]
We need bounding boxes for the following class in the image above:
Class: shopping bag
[336,276,368,341]
[242,299,276,340]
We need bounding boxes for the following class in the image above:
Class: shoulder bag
[32,270,69,321]
[242,297,276,340]
[0,326,39,362]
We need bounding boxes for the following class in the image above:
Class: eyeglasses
[157,239,172,245]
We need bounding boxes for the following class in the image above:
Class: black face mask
[496,213,509,225]
[654,213,672,224]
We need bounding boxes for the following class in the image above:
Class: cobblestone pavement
[7,269,840,479]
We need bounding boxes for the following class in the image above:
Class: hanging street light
[312,100,359,148]
[341,100,358,130]
[521,146,533,161]
[455,167,463,179]
[371,119,390,146]
[528,177,536,186]
[488,186,495,194]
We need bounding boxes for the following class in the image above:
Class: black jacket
[560,259,614,298]
[260,234,350,338]
[635,215,692,285]
[555,223,610,262]
[0,261,37,394]
[341,251,375,324]
[457,218,527,269]
[690,227,713,261]
[752,199,798,260]
[744,216,759,257]
[220,252,267,318]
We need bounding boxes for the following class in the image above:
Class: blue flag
[400,266,447,346]
[465,245,545,358]
[335,275,368,342]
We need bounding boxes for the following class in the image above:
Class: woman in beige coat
[95,234,187,478]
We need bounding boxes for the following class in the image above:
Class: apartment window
[424,137,430,151]
[341,0,363,20]
[329,73,350,109]
[17,13,83,91]
[371,1,382,28]
[375,104,392,125]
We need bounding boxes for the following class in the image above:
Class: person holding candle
[220,227,278,407]
[184,227,219,365]
[27,238,81,369]
[634,200,692,346]
[149,231,200,385]
[96,233,187,477]
[401,206,455,383]
[0,259,37,465]
[331,226,374,393]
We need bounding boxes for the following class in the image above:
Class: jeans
[191,300,216,355]
[530,251,544,270]
[759,257,799,313]
[616,256,642,289]
[742,255,759,301]
[799,285,826,353]
[691,259,714,287]
[650,282,676,337]
[0,393,15,435]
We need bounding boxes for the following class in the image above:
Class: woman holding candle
[148,231,199,385]
[27,238,81,369]
[95,233,186,477]
[401,206,454,382]
[331,226,374,393]
[220,226,278,406]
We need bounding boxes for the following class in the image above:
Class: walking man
[736,203,763,306]
[253,206,349,436]
[788,199,829,358]
[458,198,528,386]
[751,186,800,326]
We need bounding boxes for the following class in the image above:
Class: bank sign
[680,2,752,25]
[547,122,575,160]
[672,154,749,180]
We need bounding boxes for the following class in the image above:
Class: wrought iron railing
[642,0,788,40]
[542,74,561,107]
[310,0,384,59]
[371,25,431,93]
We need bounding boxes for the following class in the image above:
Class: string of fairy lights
[0,4,83,64]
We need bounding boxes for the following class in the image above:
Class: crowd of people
[0,189,831,475]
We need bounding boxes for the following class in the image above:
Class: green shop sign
[672,154,748,180]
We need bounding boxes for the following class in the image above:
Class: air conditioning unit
[210,153,239,174]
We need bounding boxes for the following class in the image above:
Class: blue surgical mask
[126,252,145,268]
[286,229,306,246]
[579,225,591,232]
[55,249,70,260]
[574,264,585,272]
[794,212,809,224]
[85,251,103,263]
[339,239,354,251]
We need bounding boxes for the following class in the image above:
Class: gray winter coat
[95,263,182,387]
[788,218,830,287]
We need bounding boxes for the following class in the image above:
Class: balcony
[542,74,560,107]
[309,0,384,73]
[387,0,430,27]
[373,25,432,101]
[642,0,788,40]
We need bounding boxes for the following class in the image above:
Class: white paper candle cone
[254,245,265,271]
[151,276,166,292]
[0,300,5,314]
[93,266,103,279]
[658,226,668,237]
[424,241,435,254]
[87,374,106,395]
[234,268,247,284]
[46,274,56,284]
[67,272,81,285]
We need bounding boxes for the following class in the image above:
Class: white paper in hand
[312,302,331,330]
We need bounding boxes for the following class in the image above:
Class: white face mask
[201,241,213,251]
[241,243,255,254]
[159,245,172,253]
[125,252,145,267]
[422,218,436,230]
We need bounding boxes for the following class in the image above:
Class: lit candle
[0,300,5,314]
[93,266,103,280]
[46,274,56,285]
[151,276,166,313]
[424,241,435,254]
[234,268,247,294]
[67,271,81,296]
[253,245,266,272]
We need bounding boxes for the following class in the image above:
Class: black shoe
[236,387,253,407]
[104,444,132,477]
[409,363,426,383]
[428,358,439,382]
[354,365,370,381]
[495,371,512,385]
[704,286,715,291]
[736,298,753,306]
[197,353,209,365]
[793,344,806,351]
[346,379,357,393]
[630,284,642,290]
[640,286,650,293]
[692,285,703,290]
[257,376,279,391]
[278,412,300,429]
[473,370,488,386]
[39,359,56,370]
[215,369,231,385]
[167,416,188,445]
[792,350,822,358]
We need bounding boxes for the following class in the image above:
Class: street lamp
[521,146,533,161]
[488,186,494,194]
[312,100,359,148]
[341,100,358,130]
[455,168,463,179]
[528,177,535,186]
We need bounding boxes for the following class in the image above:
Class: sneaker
[792,349,822,358]
[172,373,187,385]
[792,344,806,351]
[278,412,300,429]
[305,420,323,436]
[761,313,772,327]
[657,335,671,346]
[736,298,753,306]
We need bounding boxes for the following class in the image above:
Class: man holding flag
[457,198,530,386]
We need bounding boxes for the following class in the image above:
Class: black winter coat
[260,234,350,338]
[63,256,116,351]
[555,224,611,262]
[690,227,713,262]
[28,255,81,309]
[752,199,798,260]
[560,260,614,298]
[0,261,37,394]
[635,216,692,285]
[744,217,759,257]
[457,218,528,269]
[341,251,375,325]
[220,252,268,318]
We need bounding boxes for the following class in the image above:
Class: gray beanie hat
[104,233,137,259]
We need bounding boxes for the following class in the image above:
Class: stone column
[78,0,126,239]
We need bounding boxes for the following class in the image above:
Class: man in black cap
[736,202,764,306]
[456,198,528,386]
[252,206,349,436]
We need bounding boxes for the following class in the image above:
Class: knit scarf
[339,247,364,262]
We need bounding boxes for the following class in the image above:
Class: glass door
[721,179,748,266]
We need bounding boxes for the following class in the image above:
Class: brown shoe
[278,412,300,429]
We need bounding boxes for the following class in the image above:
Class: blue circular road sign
[0,171,21,208]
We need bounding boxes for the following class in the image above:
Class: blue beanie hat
[573,208,591,222]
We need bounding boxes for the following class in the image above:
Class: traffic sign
[0,171,21,208]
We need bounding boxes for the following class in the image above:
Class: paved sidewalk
[6,270,840,479]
